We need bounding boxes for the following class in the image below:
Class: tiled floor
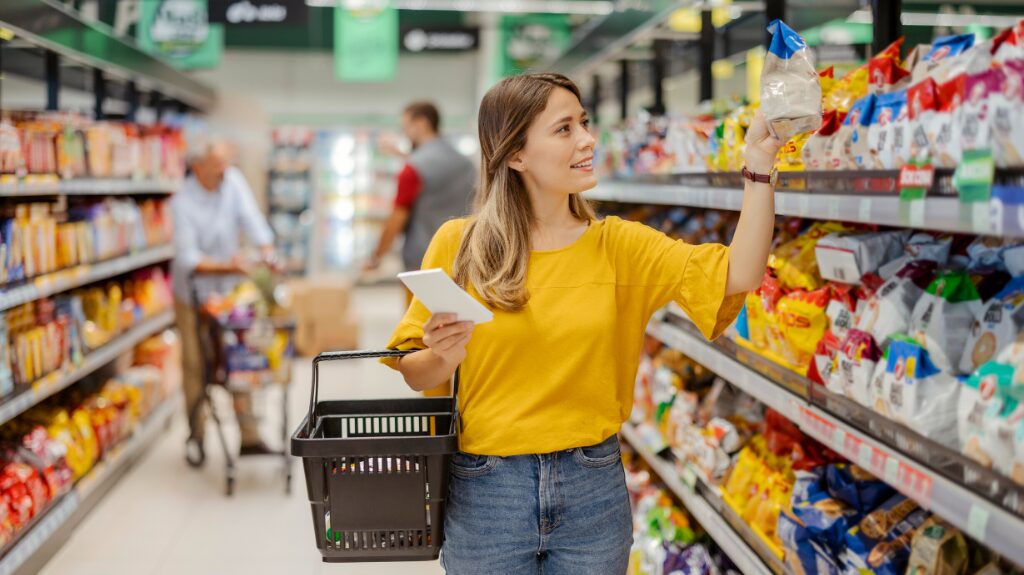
[39,284,444,575]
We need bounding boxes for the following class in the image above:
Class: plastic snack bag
[829,329,884,405]
[869,38,912,94]
[769,221,851,291]
[762,20,822,140]
[825,464,895,514]
[905,517,970,575]
[839,95,877,169]
[930,74,967,168]
[929,38,994,86]
[855,260,939,350]
[960,69,1003,155]
[827,66,869,114]
[992,60,1024,168]
[777,287,830,370]
[907,79,940,163]
[994,19,1024,63]
[815,230,909,284]
[911,33,975,83]
[910,271,983,373]
[802,110,845,171]
[878,233,953,280]
[867,91,909,169]
[882,339,960,444]
[959,276,1024,374]
[843,494,930,575]
[958,360,1012,468]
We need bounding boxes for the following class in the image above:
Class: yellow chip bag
[778,133,810,171]
[776,287,830,371]
[826,66,869,113]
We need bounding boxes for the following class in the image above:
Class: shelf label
[955,149,995,204]
[859,198,872,221]
[832,426,846,450]
[967,505,989,541]
[901,463,934,507]
[858,443,873,470]
[681,465,698,491]
[827,197,841,219]
[799,195,810,216]
[899,161,934,201]
[885,456,900,485]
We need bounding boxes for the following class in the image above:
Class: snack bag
[827,66,869,113]
[769,221,851,291]
[912,33,975,83]
[905,517,970,575]
[959,360,1012,468]
[840,95,877,169]
[778,133,811,171]
[992,60,1024,167]
[878,233,953,280]
[815,230,909,284]
[843,494,930,575]
[855,260,939,350]
[830,330,884,405]
[803,110,845,171]
[994,20,1024,63]
[825,464,895,514]
[960,276,1024,374]
[791,490,861,556]
[931,75,967,168]
[869,38,912,94]
[910,272,984,373]
[776,287,830,370]
[960,68,1003,155]
[867,91,909,169]
[930,38,994,86]
[907,79,940,163]
[762,19,822,140]
[819,66,837,103]
[881,339,960,444]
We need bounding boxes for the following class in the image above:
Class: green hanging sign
[334,5,398,83]
[499,14,570,78]
[955,149,996,203]
[137,0,224,70]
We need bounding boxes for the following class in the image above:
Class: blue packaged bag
[762,19,822,140]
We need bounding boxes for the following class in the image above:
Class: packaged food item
[931,75,967,168]
[829,329,885,406]
[905,517,970,575]
[776,288,830,370]
[802,110,845,171]
[827,66,869,114]
[994,20,1024,63]
[879,338,960,444]
[867,91,909,169]
[959,360,1012,468]
[910,271,983,373]
[825,464,895,514]
[960,277,1024,374]
[815,230,909,284]
[778,133,810,172]
[912,33,975,83]
[839,95,877,169]
[791,490,861,556]
[761,19,822,140]
[819,66,836,103]
[869,38,912,94]
[907,79,940,162]
[992,60,1024,168]
[843,494,930,575]
[960,68,1004,155]
[770,222,852,291]
[930,38,994,86]
[878,233,953,280]
[855,260,939,350]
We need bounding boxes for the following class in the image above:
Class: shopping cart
[184,272,295,496]
[291,350,458,562]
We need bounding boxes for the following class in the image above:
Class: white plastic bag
[761,20,822,140]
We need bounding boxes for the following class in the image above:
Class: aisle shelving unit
[0,309,175,428]
[620,422,782,575]
[0,244,174,312]
[646,315,1024,567]
[0,180,180,198]
[0,393,180,575]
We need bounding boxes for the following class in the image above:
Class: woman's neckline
[530,219,596,255]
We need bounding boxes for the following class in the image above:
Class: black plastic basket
[291,350,459,563]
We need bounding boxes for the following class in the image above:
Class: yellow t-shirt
[383,216,745,456]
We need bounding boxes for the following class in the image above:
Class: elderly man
[172,139,277,464]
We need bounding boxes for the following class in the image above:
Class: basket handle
[307,349,464,437]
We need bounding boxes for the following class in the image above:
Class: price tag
[799,195,810,216]
[827,197,841,219]
[955,149,995,204]
[899,161,934,201]
[885,456,900,485]
[832,426,846,450]
[971,202,990,232]
[967,505,990,540]
[680,465,698,491]
[858,444,873,470]
[909,199,926,227]
[858,198,872,221]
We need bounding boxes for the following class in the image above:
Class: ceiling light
[305,0,615,14]
[847,8,1023,28]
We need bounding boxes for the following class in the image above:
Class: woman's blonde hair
[453,73,596,312]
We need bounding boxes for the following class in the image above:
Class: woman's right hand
[422,313,474,367]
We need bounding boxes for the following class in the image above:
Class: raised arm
[725,110,783,296]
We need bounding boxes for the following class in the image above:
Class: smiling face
[507,87,597,197]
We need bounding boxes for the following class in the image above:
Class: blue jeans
[440,434,633,574]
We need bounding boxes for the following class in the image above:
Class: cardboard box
[295,314,360,357]
[283,277,352,322]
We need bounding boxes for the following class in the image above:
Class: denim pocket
[573,435,622,469]
[450,451,498,478]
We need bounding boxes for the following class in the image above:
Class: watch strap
[742,166,773,184]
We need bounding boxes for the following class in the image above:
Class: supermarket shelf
[0,393,179,575]
[0,244,174,312]
[0,179,180,197]
[646,318,1024,567]
[586,181,1015,237]
[620,423,775,575]
[0,310,174,428]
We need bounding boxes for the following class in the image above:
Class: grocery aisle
[38,284,443,575]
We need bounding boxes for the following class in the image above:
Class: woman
[383,73,781,573]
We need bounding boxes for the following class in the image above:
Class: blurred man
[172,138,277,464]
[365,101,476,275]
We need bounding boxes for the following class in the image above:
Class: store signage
[208,0,308,25]
[400,27,478,53]
[955,149,996,203]
[898,161,934,201]
[137,0,224,70]
[334,6,398,82]
[499,14,570,77]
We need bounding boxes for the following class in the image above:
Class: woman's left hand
[744,110,784,175]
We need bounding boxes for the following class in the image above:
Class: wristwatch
[742,165,779,186]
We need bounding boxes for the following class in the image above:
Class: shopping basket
[291,349,459,562]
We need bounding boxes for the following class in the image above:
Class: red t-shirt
[394,164,422,210]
